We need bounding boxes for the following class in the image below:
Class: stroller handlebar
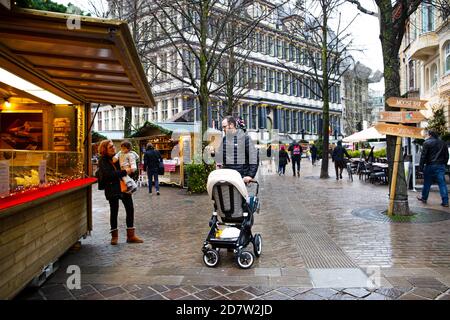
[247,180,259,195]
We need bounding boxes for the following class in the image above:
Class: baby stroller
[202,169,262,269]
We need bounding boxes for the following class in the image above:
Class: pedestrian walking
[310,144,318,166]
[417,130,449,207]
[278,145,290,176]
[266,143,273,173]
[332,140,351,180]
[288,141,302,177]
[144,142,163,195]
[96,140,143,245]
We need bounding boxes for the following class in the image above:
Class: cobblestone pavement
[16,160,450,300]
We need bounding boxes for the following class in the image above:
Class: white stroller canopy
[207,169,249,200]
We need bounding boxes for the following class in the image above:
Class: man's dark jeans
[422,164,449,205]
[292,157,301,175]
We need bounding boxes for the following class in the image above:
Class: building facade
[341,62,376,135]
[368,89,385,124]
[400,3,450,126]
[94,0,343,142]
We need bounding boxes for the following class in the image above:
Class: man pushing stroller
[215,115,259,182]
[203,116,261,269]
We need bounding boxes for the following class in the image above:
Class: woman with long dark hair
[97,140,143,245]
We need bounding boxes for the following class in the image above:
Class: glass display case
[0,149,84,198]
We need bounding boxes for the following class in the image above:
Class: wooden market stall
[130,122,197,187]
[0,5,155,299]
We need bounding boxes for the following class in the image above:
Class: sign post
[378,97,428,216]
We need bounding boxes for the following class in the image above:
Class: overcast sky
[55,0,384,90]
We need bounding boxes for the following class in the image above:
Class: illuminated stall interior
[0,6,154,299]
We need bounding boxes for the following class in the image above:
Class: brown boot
[110,229,118,245]
[126,228,143,243]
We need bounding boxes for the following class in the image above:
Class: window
[286,110,291,133]
[283,41,289,60]
[430,63,438,87]
[280,109,285,132]
[97,111,102,131]
[299,111,304,131]
[292,76,297,96]
[277,72,283,94]
[260,67,267,91]
[268,35,274,56]
[304,78,310,98]
[111,109,116,128]
[162,100,168,121]
[409,60,415,89]
[172,98,179,115]
[284,73,290,95]
[118,108,124,130]
[251,105,257,129]
[143,108,149,122]
[293,111,298,133]
[251,66,257,89]
[446,43,450,74]
[104,110,109,130]
[268,70,275,92]
[298,78,302,97]
[241,105,249,126]
[421,3,435,33]
[277,39,283,58]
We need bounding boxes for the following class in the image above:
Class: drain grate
[352,207,450,223]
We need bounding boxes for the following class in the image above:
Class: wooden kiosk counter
[0,6,155,299]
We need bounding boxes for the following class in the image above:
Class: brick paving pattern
[15,160,450,300]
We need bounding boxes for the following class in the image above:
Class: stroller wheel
[253,234,262,257]
[236,251,254,269]
[203,249,220,267]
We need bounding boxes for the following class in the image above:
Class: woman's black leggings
[109,193,134,230]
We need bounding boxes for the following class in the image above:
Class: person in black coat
[310,144,318,166]
[215,116,259,183]
[288,141,302,177]
[143,142,163,195]
[331,140,350,180]
[278,145,290,176]
[417,130,449,207]
[96,140,143,245]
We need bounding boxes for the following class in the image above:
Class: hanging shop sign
[379,111,426,124]
[386,97,427,110]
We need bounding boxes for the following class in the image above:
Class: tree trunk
[124,106,132,138]
[320,6,329,179]
[379,1,410,215]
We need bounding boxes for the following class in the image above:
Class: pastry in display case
[53,117,71,151]
[0,149,84,197]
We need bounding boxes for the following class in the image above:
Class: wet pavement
[16,160,450,300]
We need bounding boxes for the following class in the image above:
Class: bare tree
[86,0,158,137]
[280,0,354,179]
[144,0,286,141]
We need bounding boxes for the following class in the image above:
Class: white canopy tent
[343,126,386,143]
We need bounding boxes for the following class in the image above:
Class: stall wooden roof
[0,7,155,107]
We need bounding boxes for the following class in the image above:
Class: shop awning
[0,7,155,107]
[342,127,386,143]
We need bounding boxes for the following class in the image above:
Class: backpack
[293,145,301,156]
